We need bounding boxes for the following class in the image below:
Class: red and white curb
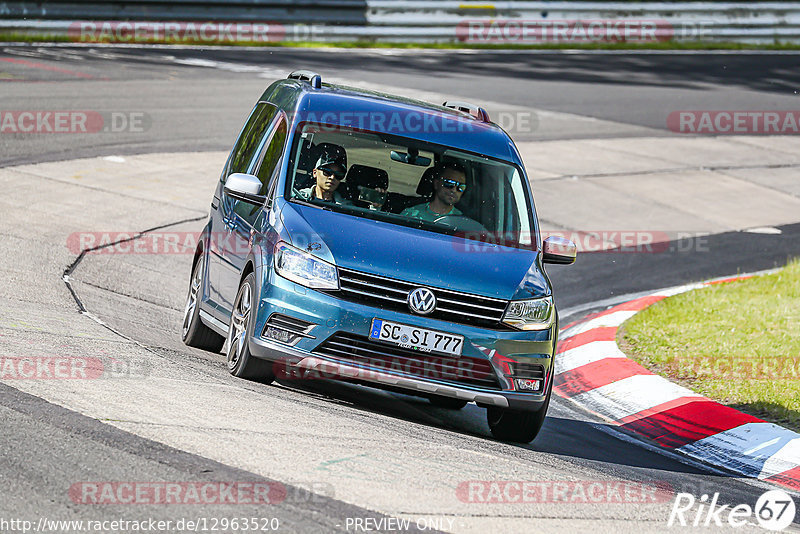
[555,274,800,492]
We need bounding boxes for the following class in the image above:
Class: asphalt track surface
[2,45,800,532]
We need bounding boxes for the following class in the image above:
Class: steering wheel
[432,214,486,233]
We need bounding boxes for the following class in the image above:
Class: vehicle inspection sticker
[369,319,464,357]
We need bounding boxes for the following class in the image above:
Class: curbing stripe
[556,326,616,353]
[555,273,800,491]
[767,466,800,492]
[677,422,800,480]
[760,438,800,481]
[554,357,652,398]
[569,374,702,422]
[565,310,638,336]
[555,340,626,375]
[619,399,762,449]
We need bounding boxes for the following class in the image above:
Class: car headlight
[502,296,554,330]
[274,242,339,290]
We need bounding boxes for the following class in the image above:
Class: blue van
[182,71,576,443]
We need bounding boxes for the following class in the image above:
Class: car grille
[321,267,511,330]
[312,332,502,390]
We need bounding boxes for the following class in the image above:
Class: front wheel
[487,378,552,443]
[226,273,275,383]
[182,256,225,352]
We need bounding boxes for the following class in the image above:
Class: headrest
[344,164,389,190]
[416,166,438,197]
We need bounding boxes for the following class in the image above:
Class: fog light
[515,378,541,392]
[265,327,295,345]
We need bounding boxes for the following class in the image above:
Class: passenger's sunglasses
[319,167,345,180]
[440,178,467,193]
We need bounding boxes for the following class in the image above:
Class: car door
[207,102,278,322]
[216,108,288,321]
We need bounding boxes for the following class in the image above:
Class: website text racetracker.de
[66,230,711,257]
[454,231,711,254]
[0,111,149,134]
[0,517,280,533]
[669,111,800,135]
[69,21,286,43]
[457,19,690,43]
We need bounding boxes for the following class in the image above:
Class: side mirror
[224,173,266,205]
[542,236,577,265]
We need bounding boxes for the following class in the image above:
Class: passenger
[401,161,468,222]
[297,144,352,205]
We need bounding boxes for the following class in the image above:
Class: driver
[401,161,467,222]
[297,144,352,205]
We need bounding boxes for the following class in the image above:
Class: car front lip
[250,335,554,410]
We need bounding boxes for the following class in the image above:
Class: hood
[279,202,549,300]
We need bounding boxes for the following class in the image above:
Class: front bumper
[248,269,557,411]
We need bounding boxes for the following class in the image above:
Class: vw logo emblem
[408,288,437,315]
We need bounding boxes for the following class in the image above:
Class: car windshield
[286,122,537,250]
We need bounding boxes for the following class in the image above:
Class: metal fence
[2,1,800,43]
[0,1,367,24]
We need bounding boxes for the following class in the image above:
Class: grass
[3,32,800,50]
[619,259,800,432]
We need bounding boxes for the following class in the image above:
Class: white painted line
[567,310,637,335]
[569,374,701,422]
[555,341,627,375]
[650,282,704,297]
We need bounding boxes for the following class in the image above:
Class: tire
[429,396,468,410]
[226,272,275,383]
[486,377,553,443]
[182,256,225,352]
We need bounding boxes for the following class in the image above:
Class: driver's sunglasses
[441,178,467,193]
[319,167,346,180]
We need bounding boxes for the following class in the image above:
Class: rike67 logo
[669,490,796,531]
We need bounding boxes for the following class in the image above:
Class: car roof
[263,79,518,163]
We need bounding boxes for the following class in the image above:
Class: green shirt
[296,187,352,206]
[400,202,462,222]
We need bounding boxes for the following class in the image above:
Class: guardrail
[2,1,800,43]
[0,1,367,24]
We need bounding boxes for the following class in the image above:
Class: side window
[226,102,278,177]
[254,116,288,194]
[234,114,287,225]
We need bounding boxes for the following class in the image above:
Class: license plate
[368,319,464,357]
